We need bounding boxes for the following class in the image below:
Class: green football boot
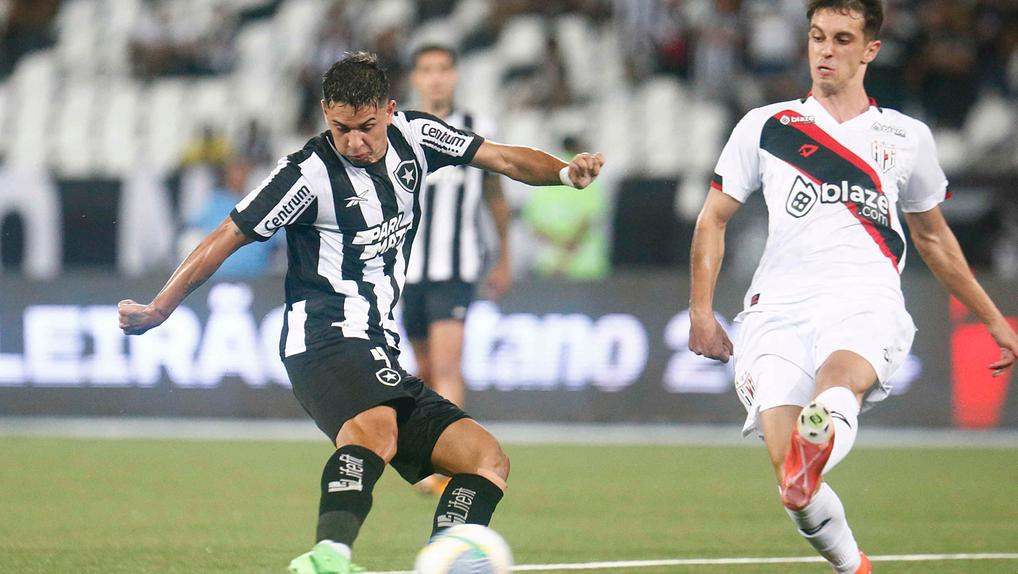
[288,541,364,574]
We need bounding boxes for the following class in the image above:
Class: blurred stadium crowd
[0,0,1016,280]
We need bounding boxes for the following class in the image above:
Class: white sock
[816,386,859,474]
[786,483,862,573]
[320,540,352,559]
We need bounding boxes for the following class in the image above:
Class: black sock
[431,473,505,538]
[316,445,385,545]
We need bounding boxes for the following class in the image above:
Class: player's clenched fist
[118,299,167,336]
[688,313,734,363]
[565,152,604,189]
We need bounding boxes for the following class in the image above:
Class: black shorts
[284,340,470,483]
[401,280,476,339]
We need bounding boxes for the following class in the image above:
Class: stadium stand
[0,0,1015,277]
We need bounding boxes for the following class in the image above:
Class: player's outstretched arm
[689,189,742,363]
[119,217,253,335]
[904,206,1018,376]
[469,140,604,189]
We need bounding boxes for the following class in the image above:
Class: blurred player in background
[119,52,604,574]
[688,1,1018,573]
[404,44,513,495]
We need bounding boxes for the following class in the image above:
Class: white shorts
[733,295,916,437]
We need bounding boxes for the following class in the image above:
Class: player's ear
[385,99,396,120]
[862,39,880,64]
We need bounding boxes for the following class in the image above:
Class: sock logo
[435,487,476,529]
[800,518,831,536]
[829,411,852,429]
[327,454,366,492]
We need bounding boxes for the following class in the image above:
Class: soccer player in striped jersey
[404,44,512,496]
[688,2,1017,573]
[118,52,603,574]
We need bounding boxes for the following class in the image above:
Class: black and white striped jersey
[230,111,483,357]
[404,111,496,285]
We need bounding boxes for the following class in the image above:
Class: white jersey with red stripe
[713,95,949,313]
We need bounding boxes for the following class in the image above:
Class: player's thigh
[427,319,465,376]
[430,418,509,483]
[388,376,472,484]
[336,404,399,461]
[814,350,878,400]
[814,302,915,399]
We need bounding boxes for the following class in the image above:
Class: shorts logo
[785,175,818,218]
[376,368,401,386]
[735,372,756,410]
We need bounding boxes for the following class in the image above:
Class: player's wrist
[558,166,575,188]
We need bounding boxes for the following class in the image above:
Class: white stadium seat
[143,79,189,173]
[96,81,142,176]
[637,77,688,177]
[56,0,99,76]
[8,52,57,170]
[53,79,99,177]
[496,15,547,69]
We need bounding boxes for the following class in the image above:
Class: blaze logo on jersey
[353,214,412,260]
[393,159,419,193]
[764,109,905,269]
[871,140,896,173]
[786,176,819,217]
[785,176,890,226]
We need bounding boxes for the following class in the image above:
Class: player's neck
[810,84,871,124]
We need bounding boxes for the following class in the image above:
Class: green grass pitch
[1,436,1016,573]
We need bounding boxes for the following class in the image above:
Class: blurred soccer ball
[414,524,513,574]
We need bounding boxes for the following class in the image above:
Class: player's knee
[479,443,510,484]
[336,410,399,462]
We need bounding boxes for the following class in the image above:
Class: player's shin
[785,483,863,574]
[430,473,505,538]
[317,445,385,546]
[816,386,860,473]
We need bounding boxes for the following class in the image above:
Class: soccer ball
[414,524,513,574]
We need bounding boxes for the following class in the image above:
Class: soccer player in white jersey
[118,52,603,574]
[689,2,1018,573]
[404,44,513,496]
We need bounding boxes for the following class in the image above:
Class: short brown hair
[322,52,390,109]
[807,0,883,39]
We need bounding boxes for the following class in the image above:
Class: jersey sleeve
[712,111,764,203]
[403,111,485,171]
[230,158,315,242]
[899,122,949,213]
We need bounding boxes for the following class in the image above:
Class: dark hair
[322,51,390,109]
[807,0,883,39]
[411,44,458,68]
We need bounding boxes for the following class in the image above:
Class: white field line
[367,552,1018,573]
[4,418,1018,448]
